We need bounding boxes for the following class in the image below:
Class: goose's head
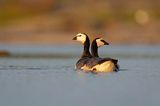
[95,38,109,47]
[72,33,88,44]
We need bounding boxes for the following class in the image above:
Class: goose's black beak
[72,36,77,40]
[101,40,109,45]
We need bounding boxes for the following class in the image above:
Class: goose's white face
[74,33,87,44]
[96,38,109,47]
[96,38,104,47]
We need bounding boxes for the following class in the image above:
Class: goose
[91,38,109,57]
[72,33,92,70]
[82,37,119,73]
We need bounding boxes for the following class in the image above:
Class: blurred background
[0,0,160,45]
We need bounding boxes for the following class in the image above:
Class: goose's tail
[111,59,119,72]
[114,64,119,72]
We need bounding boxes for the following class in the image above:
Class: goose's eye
[78,35,82,37]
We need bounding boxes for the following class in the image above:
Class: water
[0,45,160,106]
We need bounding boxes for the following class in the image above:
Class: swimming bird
[72,33,92,70]
[82,37,119,73]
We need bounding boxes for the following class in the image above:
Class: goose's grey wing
[97,57,118,64]
[86,57,119,71]
[76,57,90,70]
[85,57,103,68]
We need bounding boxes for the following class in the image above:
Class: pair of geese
[73,33,119,73]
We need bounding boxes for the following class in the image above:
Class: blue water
[0,45,160,106]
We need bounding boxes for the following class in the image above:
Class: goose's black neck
[81,36,92,58]
[91,39,99,57]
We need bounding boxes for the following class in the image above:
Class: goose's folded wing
[97,58,118,64]
[76,57,90,69]
[85,57,103,68]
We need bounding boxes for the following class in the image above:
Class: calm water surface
[0,45,160,106]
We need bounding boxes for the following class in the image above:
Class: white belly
[92,61,115,72]
[81,61,116,73]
